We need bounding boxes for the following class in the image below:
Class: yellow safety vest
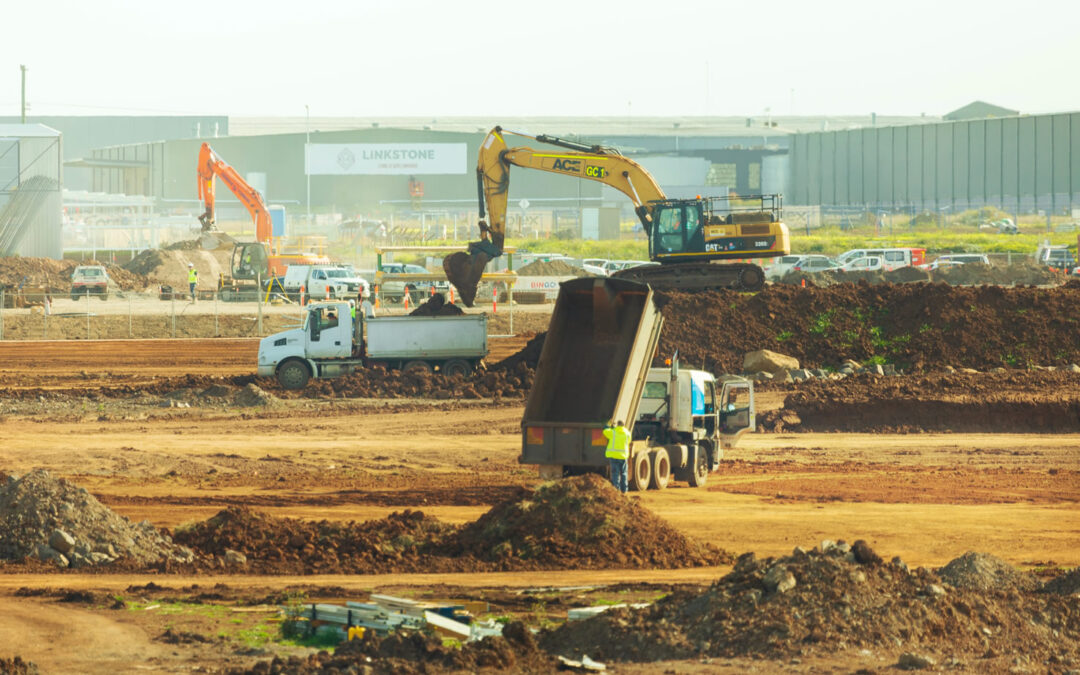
[188,269,197,284]
[603,425,630,460]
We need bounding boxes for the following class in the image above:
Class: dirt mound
[654,284,1080,372]
[0,469,192,567]
[777,371,1080,432]
[491,332,545,370]
[444,474,730,570]
[237,621,551,674]
[516,259,588,277]
[172,507,454,574]
[0,657,38,675]
[123,247,232,287]
[409,293,464,316]
[780,261,1065,287]
[937,552,1039,592]
[296,365,531,400]
[542,542,1080,665]
[0,257,147,292]
[173,477,725,575]
[1042,568,1080,595]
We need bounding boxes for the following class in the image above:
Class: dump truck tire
[403,360,432,375]
[443,359,471,378]
[630,451,652,492]
[687,445,709,488]
[276,359,311,390]
[649,447,671,490]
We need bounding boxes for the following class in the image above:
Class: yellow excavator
[443,126,791,305]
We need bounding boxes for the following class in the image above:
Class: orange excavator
[197,142,330,295]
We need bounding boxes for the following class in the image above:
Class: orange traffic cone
[403,290,411,311]
[449,286,455,304]
[492,285,497,314]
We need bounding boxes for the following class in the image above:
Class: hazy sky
[2,0,1078,118]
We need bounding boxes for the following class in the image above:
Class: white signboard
[515,276,576,299]
[306,143,467,175]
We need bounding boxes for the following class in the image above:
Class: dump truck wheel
[276,359,311,390]
[443,359,471,378]
[630,452,652,492]
[649,447,671,490]
[403,360,432,375]
[687,445,709,488]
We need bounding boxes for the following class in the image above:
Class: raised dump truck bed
[520,277,663,471]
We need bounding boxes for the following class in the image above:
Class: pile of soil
[516,259,588,277]
[172,507,454,574]
[491,332,545,371]
[0,470,193,567]
[0,256,147,291]
[409,293,464,316]
[541,543,1079,667]
[172,476,726,574]
[653,284,1080,372]
[775,370,1080,433]
[296,364,532,400]
[779,261,1064,287]
[444,474,730,569]
[237,621,552,674]
[123,247,232,288]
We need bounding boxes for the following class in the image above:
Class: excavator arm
[445,127,667,305]
[197,142,272,242]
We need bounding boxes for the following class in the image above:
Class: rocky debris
[445,474,730,570]
[743,349,798,374]
[937,551,1040,593]
[897,652,937,669]
[1042,568,1080,596]
[542,542,1080,666]
[173,476,727,575]
[516,259,589,277]
[409,293,464,316]
[0,470,192,567]
[235,383,279,407]
[235,620,553,674]
[779,260,1065,288]
[296,364,532,400]
[0,656,39,675]
[491,333,545,371]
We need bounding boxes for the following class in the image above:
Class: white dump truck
[519,277,754,490]
[257,300,487,389]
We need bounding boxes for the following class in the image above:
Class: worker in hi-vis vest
[603,420,631,493]
[187,263,198,303]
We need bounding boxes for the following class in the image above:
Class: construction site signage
[306,144,467,175]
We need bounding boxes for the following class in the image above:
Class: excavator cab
[231,242,269,281]
[652,202,706,258]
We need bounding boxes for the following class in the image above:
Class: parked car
[839,256,883,273]
[581,258,610,276]
[70,265,110,301]
[919,259,966,271]
[763,255,804,281]
[936,253,990,265]
[789,255,840,274]
[836,248,925,270]
[378,263,446,304]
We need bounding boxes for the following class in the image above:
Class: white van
[836,247,926,271]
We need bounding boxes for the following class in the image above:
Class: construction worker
[603,419,631,493]
[187,263,198,302]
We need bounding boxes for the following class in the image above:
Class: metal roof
[0,123,61,138]
[229,115,941,139]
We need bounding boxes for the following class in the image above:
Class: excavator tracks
[613,262,766,293]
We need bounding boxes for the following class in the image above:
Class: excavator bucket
[443,250,491,307]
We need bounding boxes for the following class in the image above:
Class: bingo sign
[306,143,467,175]
[518,276,575,300]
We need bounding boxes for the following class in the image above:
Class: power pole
[20,65,28,123]
[305,104,311,228]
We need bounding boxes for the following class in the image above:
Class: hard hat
[188,262,194,267]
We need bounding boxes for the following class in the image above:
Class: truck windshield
[326,270,351,278]
[643,381,667,398]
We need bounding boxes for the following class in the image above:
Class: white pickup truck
[257,300,487,389]
[281,265,369,300]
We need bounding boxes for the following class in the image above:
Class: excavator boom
[197,142,272,242]
[445,127,667,305]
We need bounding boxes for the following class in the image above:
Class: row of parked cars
[762,247,1003,281]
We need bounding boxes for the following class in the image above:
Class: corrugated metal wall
[789,112,1080,212]
[0,131,63,258]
